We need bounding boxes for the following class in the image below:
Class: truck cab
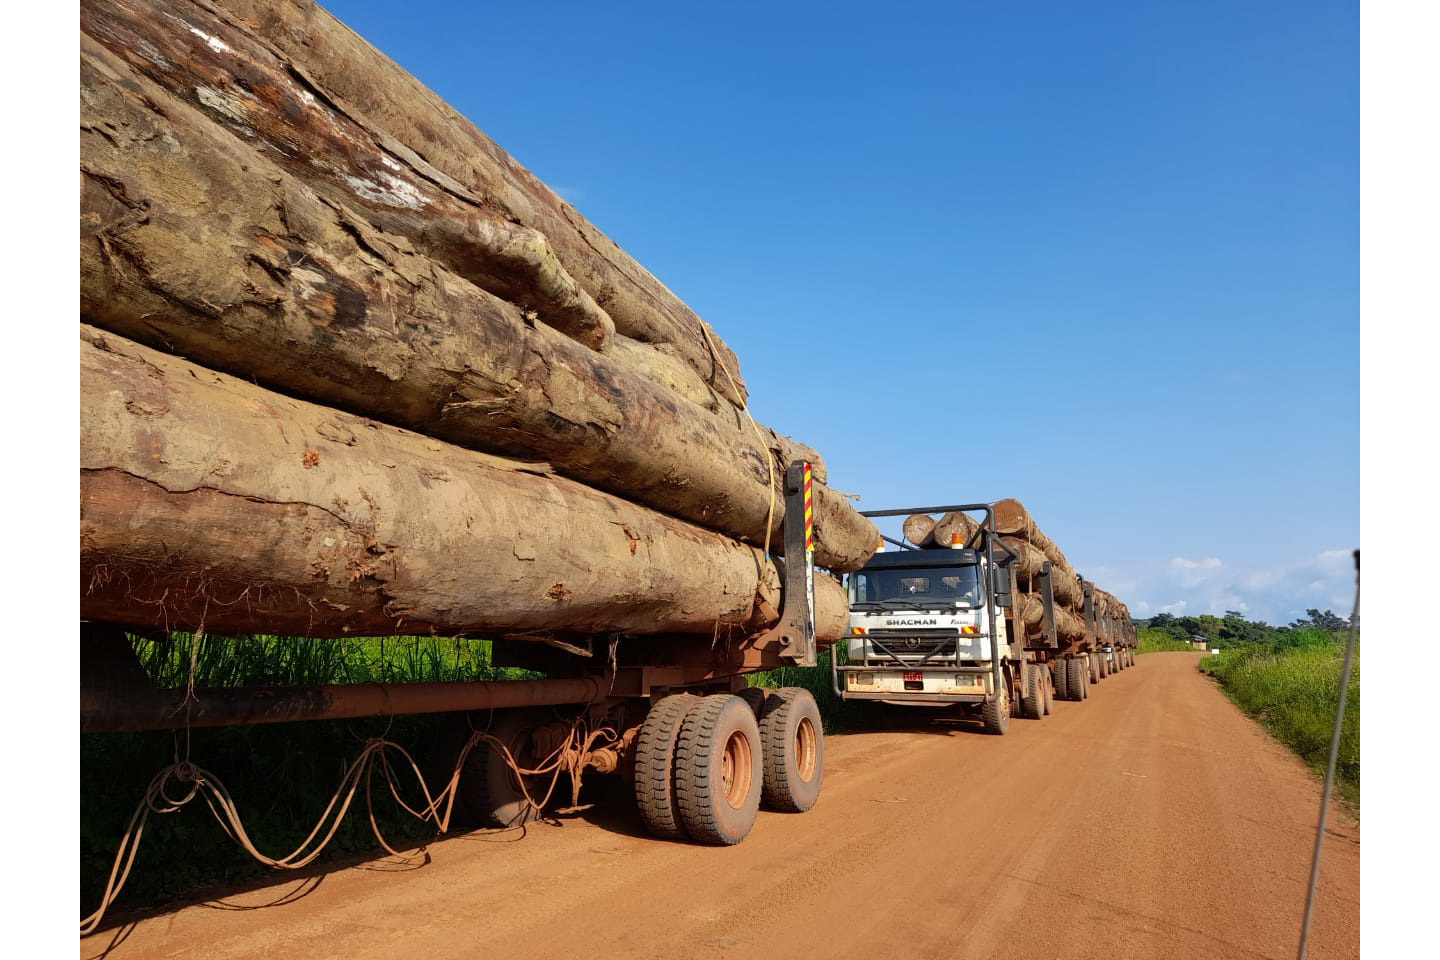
[830,502,1040,735]
[843,547,1007,702]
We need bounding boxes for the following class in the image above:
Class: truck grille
[864,630,960,657]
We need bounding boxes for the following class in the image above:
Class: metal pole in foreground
[1296,548,1359,960]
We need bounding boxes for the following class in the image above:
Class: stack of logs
[79,0,878,644]
[901,501,1131,647]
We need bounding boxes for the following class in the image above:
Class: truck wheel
[1099,653,1109,679]
[982,680,1011,735]
[634,694,697,840]
[1079,659,1090,700]
[461,709,549,828]
[1060,658,1077,701]
[1088,653,1100,686]
[1021,666,1044,719]
[737,685,771,718]
[758,687,824,813]
[1066,657,1086,701]
[674,695,763,845]
[1041,667,1053,714]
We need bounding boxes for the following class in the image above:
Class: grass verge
[1199,637,1359,807]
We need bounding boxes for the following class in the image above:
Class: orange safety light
[850,626,867,635]
[961,625,978,635]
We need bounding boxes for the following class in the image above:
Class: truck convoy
[77,0,1139,931]
[835,502,1137,733]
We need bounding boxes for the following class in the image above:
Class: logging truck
[82,462,831,849]
[831,504,1138,732]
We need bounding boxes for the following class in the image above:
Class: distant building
[1188,634,1211,651]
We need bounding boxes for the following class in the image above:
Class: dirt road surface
[82,653,1359,959]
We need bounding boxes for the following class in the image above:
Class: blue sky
[324,0,1358,626]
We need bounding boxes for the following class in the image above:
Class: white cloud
[1101,549,1356,625]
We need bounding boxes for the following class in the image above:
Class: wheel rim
[720,730,753,809]
[794,715,818,783]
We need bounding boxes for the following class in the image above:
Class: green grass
[82,631,533,920]
[1199,633,1359,806]
[1136,627,1198,653]
[746,647,866,731]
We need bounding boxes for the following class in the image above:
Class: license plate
[903,671,922,682]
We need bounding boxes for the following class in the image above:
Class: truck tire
[1079,659,1090,700]
[1066,657,1087,701]
[461,709,549,828]
[1041,666,1053,714]
[1021,666,1044,719]
[1060,658,1077,701]
[634,694,697,840]
[674,695,763,845]
[982,679,1011,735]
[1099,652,1110,679]
[1088,653,1100,686]
[737,685,771,718]
[757,687,824,813]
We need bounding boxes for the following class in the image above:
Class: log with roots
[81,0,747,408]
[80,327,848,640]
[79,40,874,571]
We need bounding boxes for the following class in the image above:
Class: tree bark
[217,0,747,407]
[82,0,615,350]
[79,41,875,571]
[991,499,1081,608]
[80,327,847,640]
[80,0,748,408]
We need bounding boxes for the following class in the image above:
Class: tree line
[1139,608,1353,650]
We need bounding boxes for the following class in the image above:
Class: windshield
[849,564,982,608]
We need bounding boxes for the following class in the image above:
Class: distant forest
[1138,608,1353,649]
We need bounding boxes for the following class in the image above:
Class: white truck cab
[841,546,1010,704]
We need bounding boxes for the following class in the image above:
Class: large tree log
[82,0,613,350]
[931,511,979,549]
[78,41,875,571]
[992,498,1082,608]
[215,0,747,408]
[902,514,936,547]
[82,0,746,407]
[79,327,847,640]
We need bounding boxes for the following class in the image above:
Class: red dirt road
[82,653,1359,959]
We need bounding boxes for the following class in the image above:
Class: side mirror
[992,567,1012,608]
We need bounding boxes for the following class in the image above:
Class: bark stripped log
[83,0,747,408]
[78,41,875,571]
[79,327,848,640]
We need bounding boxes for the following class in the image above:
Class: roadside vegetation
[1136,627,1195,653]
[82,632,531,918]
[1138,609,1360,806]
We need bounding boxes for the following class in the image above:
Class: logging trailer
[81,462,829,847]
[833,504,1138,732]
